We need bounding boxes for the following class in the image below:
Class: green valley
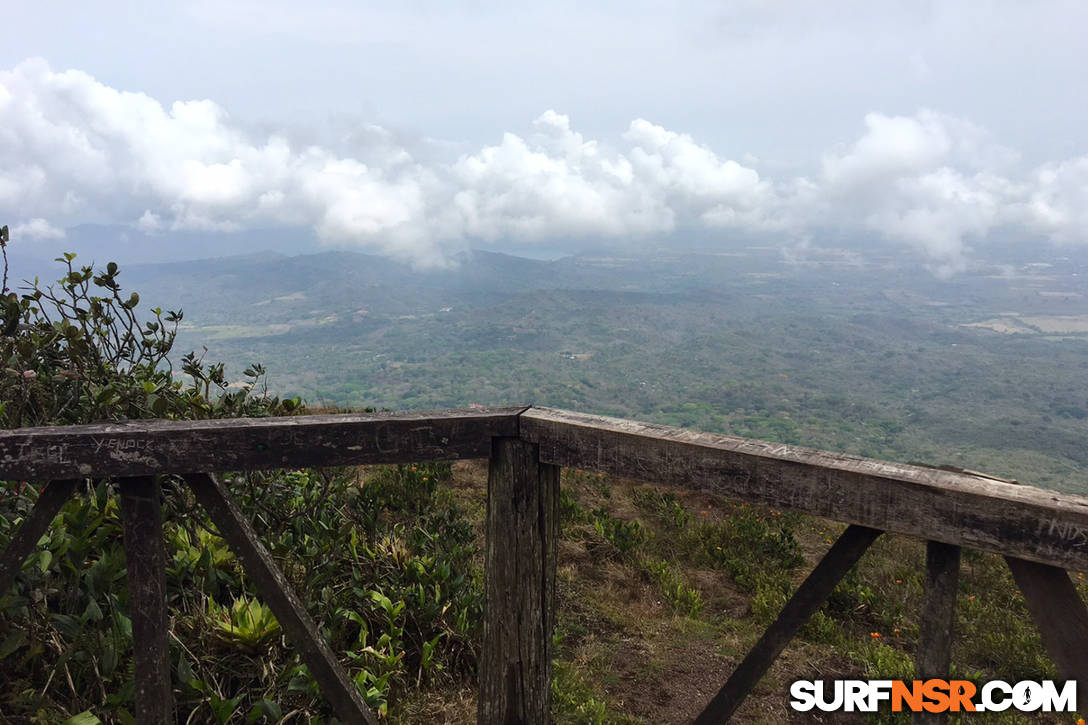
[102,243,1088,494]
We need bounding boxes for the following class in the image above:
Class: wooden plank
[0,406,523,480]
[914,541,961,725]
[0,478,78,598]
[478,438,560,725]
[119,476,173,724]
[520,407,1088,571]
[1005,556,1088,715]
[186,473,379,725]
[694,525,883,724]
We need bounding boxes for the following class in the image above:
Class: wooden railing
[2,405,1088,723]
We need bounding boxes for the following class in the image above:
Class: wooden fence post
[478,437,560,725]
[119,475,173,724]
[914,541,961,725]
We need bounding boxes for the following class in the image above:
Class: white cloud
[622,119,775,230]
[820,110,1018,189]
[12,217,66,240]
[0,59,453,264]
[136,209,163,233]
[1,59,1086,270]
[813,110,1037,273]
[1024,155,1088,245]
[451,112,679,241]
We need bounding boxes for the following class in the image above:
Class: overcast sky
[2,0,1087,273]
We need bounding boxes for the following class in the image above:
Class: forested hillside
[105,243,1088,494]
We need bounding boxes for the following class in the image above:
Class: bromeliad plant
[0,228,484,722]
[208,596,282,654]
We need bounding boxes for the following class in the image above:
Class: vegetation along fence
[2,405,1088,723]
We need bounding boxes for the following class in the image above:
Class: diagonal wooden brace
[1005,556,1088,716]
[0,478,78,598]
[186,472,379,725]
[694,524,884,724]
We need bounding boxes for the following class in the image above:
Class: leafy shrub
[0,235,482,721]
[551,661,640,725]
[559,487,591,524]
[637,557,704,616]
[631,488,690,530]
[591,511,649,555]
[681,505,804,595]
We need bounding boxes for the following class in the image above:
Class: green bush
[0,233,482,722]
[637,556,704,616]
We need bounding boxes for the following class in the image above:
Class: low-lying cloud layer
[2,59,1085,272]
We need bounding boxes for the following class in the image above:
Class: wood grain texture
[694,525,883,724]
[0,407,523,480]
[478,438,559,725]
[1006,556,1088,715]
[186,472,379,725]
[915,541,961,725]
[0,478,77,598]
[520,407,1088,570]
[119,476,173,724]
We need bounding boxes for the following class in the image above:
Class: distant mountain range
[30,245,782,323]
[7,231,1088,495]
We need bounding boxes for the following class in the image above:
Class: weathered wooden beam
[914,541,961,725]
[520,407,1088,571]
[478,437,560,725]
[1005,556,1088,715]
[119,476,173,724]
[0,478,78,598]
[693,525,883,724]
[0,406,523,480]
[186,473,379,725]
